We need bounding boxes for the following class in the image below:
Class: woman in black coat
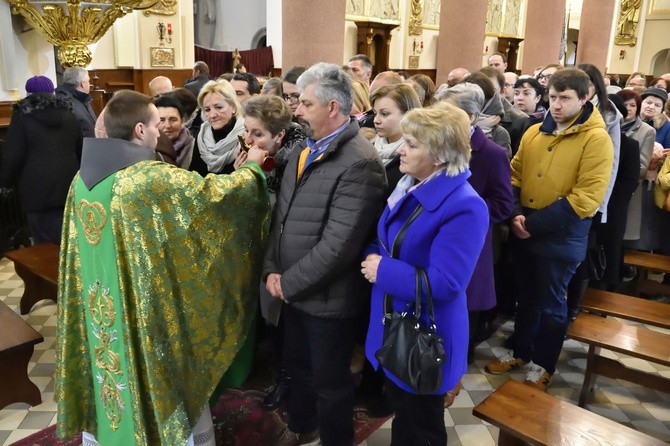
[0,76,83,244]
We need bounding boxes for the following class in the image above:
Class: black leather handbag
[374,204,446,394]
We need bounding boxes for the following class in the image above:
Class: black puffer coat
[0,93,83,212]
[263,119,387,318]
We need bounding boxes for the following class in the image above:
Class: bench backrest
[473,379,667,446]
[0,301,43,352]
[4,243,59,284]
[582,288,670,329]
[568,313,670,367]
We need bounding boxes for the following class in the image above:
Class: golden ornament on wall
[143,0,177,16]
[151,47,175,67]
[4,0,159,67]
[408,0,423,35]
[614,0,642,46]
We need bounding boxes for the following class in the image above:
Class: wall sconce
[619,49,626,60]
[157,22,172,46]
[412,38,423,56]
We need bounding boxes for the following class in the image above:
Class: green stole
[75,173,136,445]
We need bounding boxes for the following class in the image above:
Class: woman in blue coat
[361,103,488,445]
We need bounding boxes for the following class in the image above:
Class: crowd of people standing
[1,54,670,446]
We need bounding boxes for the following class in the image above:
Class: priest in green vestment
[55,90,271,446]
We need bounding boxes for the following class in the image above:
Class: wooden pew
[4,243,59,315]
[473,379,666,446]
[623,250,670,296]
[0,300,44,409]
[581,288,670,329]
[567,312,670,407]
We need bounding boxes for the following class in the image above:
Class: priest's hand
[246,146,269,166]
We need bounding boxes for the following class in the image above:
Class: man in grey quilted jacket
[263,62,386,446]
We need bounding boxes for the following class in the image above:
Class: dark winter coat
[0,93,83,212]
[466,126,513,311]
[55,85,97,138]
[263,119,387,318]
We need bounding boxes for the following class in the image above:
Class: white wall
[267,0,282,68]
[0,2,56,101]
[216,0,265,51]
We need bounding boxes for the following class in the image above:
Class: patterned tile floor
[1,257,669,446]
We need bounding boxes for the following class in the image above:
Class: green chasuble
[56,155,269,446]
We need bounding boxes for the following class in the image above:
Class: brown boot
[443,381,462,408]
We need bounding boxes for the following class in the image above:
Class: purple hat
[25,76,54,94]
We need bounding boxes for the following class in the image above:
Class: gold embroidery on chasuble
[88,281,127,430]
[77,200,107,245]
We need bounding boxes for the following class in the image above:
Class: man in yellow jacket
[486,68,613,390]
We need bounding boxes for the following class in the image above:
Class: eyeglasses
[282,93,300,103]
[537,74,551,81]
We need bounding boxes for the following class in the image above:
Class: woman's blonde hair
[197,80,242,116]
[400,102,471,177]
[370,83,422,114]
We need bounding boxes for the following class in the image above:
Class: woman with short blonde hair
[400,103,471,177]
[192,80,245,175]
[362,101,488,444]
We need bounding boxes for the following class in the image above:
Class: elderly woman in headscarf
[458,72,512,156]
[436,82,513,404]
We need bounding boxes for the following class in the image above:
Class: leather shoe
[263,370,290,411]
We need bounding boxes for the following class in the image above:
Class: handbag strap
[419,268,437,330]
[383,203,424,318]
[390,204,424,258]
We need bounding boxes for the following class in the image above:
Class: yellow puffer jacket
[654,155,670,210]
[511,102,613,219]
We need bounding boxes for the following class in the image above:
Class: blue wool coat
[365,170,489,394]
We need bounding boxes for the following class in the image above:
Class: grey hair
[62,67,88,87]
[435,82,484,118]
[296,63,353,116]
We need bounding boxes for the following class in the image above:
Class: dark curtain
[194,45,275,77]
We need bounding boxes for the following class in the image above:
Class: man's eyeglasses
[283,93,300,103]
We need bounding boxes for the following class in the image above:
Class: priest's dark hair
[104,90,155,141]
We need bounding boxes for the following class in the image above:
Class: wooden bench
[4,243,59,314]
[568,312,670,407]
[581,287,670,329]
[0,300,44,409]
[473,378,667,446]
[623,250,670,296]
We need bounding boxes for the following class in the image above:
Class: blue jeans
[282,304,355,446]
[512,249,579,374]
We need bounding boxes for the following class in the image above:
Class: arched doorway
[650,48,670,76]
[250,27,267,49]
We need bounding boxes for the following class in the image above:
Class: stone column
[521,0,566,73]
[435,0,488,86]
[282,0,346,69]
[575,0,616,71]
